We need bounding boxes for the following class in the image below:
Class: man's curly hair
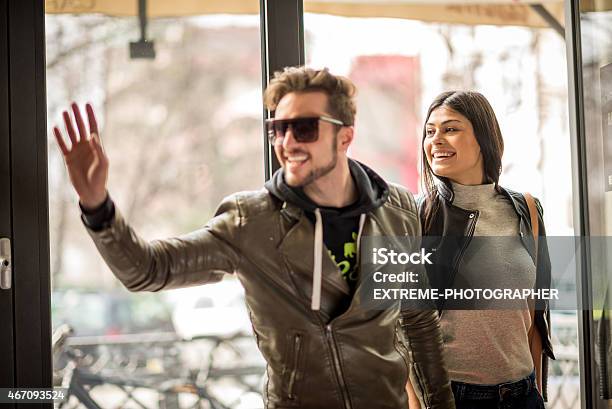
[263,66,357,126]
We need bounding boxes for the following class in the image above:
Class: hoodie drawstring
[356,213,366,256]
[312,209,323,310]
[311,211,368,311]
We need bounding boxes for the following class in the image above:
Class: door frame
[4,0,53,393]
[0,0,16,400]
[260,0,304,178]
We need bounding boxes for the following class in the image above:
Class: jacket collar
[435,182,536,260]
[437,180,454,203]
[280,200,303,221]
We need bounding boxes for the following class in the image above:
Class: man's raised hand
[53,103,109,210]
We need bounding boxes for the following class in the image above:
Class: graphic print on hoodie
[265,159,389,300]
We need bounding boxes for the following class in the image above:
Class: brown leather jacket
[84,183,455,409]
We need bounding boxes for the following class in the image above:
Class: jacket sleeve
[533,198,555,360]
[533,198,555,402]
[82,194,242,292]
[399,205,455,409]
[400,308,455,409]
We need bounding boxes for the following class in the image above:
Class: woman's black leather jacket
[417,182,555,400]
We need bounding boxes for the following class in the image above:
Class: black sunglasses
[265,116,345,144]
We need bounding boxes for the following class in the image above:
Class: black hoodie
[264,159,389,293]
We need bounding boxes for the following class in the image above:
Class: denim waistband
[451,371,537,402]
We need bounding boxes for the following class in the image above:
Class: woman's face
[424,106,485,185]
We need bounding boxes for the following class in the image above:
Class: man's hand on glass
[53,103,108,210]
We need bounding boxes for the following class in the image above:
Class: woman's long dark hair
[421,91,505,233]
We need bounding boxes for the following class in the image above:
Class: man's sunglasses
[266,116,345,144]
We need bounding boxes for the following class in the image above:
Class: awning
[45,0,565,30]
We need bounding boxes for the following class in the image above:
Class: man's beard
[289,133,338,188]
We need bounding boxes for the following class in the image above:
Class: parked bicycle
[52,325,265,409]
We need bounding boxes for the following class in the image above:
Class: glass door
[45,2,267,407]
[568,0,612,407]
[303,4,578,407]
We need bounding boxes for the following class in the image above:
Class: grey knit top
[440,182,536,384]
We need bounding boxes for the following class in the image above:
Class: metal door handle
[0,238,11,290]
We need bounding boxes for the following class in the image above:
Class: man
[54,66,454,409]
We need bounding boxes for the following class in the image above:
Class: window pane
[577,0,612,400]
[46,4,265,407]
[304,4,577,406]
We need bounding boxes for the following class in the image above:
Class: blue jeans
[451,371,545,409]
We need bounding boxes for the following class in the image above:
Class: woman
[408,91,554,409]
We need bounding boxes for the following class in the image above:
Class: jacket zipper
[440,210,479,315]
[412,362,432,408]
[326,323,352,409]
[458,211,478,265]
[317,214,362,408]
[287,333,302,399]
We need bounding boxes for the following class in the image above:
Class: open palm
[53,103,109,209]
